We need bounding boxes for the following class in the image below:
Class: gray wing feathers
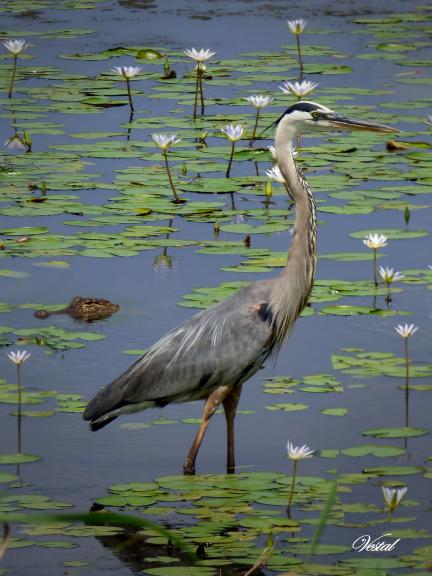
[83,281,274,422]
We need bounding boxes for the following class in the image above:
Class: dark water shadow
[118,0,156,8]
[93,527,266,575]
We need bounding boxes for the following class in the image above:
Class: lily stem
[163,151,181,204]
[404,338,410,428]
[125,77,134,113]
[193,66,200,119]
[296,35,304,77]
[8,55,18,99]
[198,66,205,115]
[386,283,392,306]
[226,142,236,178]
[17,364,22,454]
[287,460,298,515]
[249,109,260,147]
[373,249,378,287]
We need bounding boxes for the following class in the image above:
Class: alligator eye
[311,111,320,120]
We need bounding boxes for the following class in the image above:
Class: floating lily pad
[320,305,405,316]
[95,494,157,507]
[265,402,308,412]
[363,427,428,438]
[220,223,291,234]
[32,261,70,268]
[0,226,50,236]
[0,453,40,464]
[0,471,17,483]
[0,269,29,278]
[363,466,423,476]
[321,408,348,416]
[10,410,55,418]
[332,349,432,378]
[341,445,406,457]
[350,228,429,240]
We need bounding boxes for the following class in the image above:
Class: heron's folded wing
[123,292,274,404]
[84,282,274,421]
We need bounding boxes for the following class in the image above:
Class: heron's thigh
[203,385,232,419]
[223,384,243,413]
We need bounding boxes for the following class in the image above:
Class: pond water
[1,0,431,574]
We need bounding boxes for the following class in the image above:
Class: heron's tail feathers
[83,376,125,424]
[83,372,156,432]
[89,413,118,431]
[85,399,156,431]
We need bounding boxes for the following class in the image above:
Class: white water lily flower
[112,66,142,79]
[245,95,273,109]
[379,266,404,284]
[266,166,286,184]
[7,350,31,365]
[184,48,215,62]
[221,124,244,142]
[287,19,307,35]
[382,486,407,511]
[394,324,418,338]
[151,133,181,150]
[3,39,28,55]
[363,233,388,250]
[5,134,26,151]
[287,441,314,460]
[280,80,318,98]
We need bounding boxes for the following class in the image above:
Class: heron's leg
[183,385,231,476]
[223,384,243,474]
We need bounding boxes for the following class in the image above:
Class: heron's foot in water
[183,459,196,476]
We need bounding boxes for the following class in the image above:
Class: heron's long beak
[326,113,400,133]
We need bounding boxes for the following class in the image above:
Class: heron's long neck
[270,124,317,340]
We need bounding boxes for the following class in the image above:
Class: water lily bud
[265,180,273,198]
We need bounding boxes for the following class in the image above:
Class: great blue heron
[84,101,396,475]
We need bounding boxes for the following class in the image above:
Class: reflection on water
[93,527,265,575]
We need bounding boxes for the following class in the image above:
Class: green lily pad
[0,269,30,278]
[350,228,429,240]
[37,540,77,549]
[363,466,423,476]
[32,261,70,268]
[265,403,308,412]
[0,226,50,236]
[0,453,40,464]
[11,410,55,418]
[341,445,406,457]
[95,494,156,507]
[0,471,18,483]
[321,408,348,416]
[220,223,290,234]
[363,427,428,438]
[320,305,405,316]
[320,252,377,262]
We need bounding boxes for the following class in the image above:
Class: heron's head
[276,101,399,135]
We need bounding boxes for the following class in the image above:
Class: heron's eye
[311,111,321,120]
